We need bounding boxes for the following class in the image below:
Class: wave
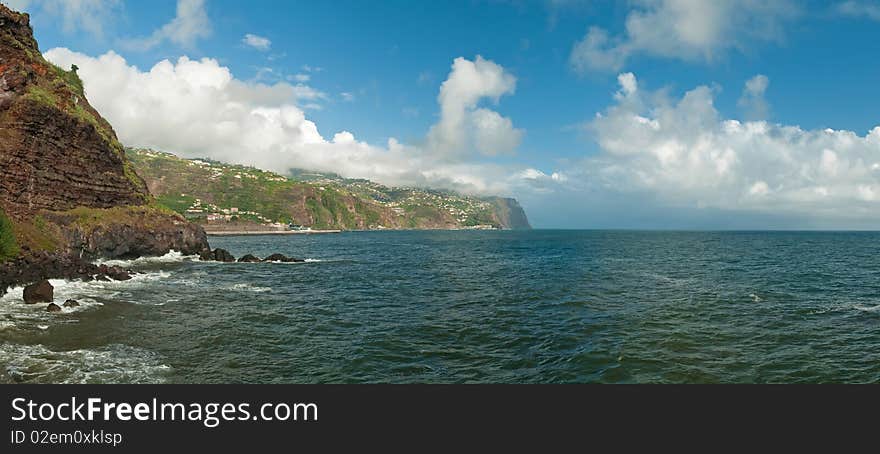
[228,283,272,293]
[95,250,200,268]
[0,343,171,384]
[0,271,170,314]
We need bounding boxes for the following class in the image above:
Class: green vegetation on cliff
[127,148,531,230]
[0,208,19,261]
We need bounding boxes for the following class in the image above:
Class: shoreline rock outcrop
[22,279,52,303]
[0,251,134,297]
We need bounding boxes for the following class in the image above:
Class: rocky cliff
[0,4,208,276]
[486,197,531,230]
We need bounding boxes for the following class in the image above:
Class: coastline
[205,229,342,236]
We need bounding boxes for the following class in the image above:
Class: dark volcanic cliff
[487,197,531,230]
[0,4,208,267]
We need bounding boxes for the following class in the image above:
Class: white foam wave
[0,271,170,329]
[229,283,272,293]
[95,250,199,268]
[0,343,171,384]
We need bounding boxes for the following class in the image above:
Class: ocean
[2,230,880,383]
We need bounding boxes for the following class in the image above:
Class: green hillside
[127,149,531,231]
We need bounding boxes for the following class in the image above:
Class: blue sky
[7,0,880,228]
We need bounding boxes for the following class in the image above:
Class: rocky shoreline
[0,251,135,298]
[0,247,307,300]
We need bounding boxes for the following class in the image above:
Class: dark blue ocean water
[3,230,880,383]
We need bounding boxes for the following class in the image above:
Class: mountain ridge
[127,148,531,231]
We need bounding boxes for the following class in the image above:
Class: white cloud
[5,0,121,37]
[340,92,355,102]
[242,33,271,51]
[836,1,880,20]
[570,0,798,72]
[427,56,523,157]
[44,49,536,196]
[290,73,310,82]
[579,72,880,222]
[737,74,770,120]
[122,0,210,51]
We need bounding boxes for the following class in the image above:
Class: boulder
[201,248,236,262]
[23,280,53,304]
[63,299,80,308]
[238,254,261,263]
[263,253,305,263]
[105,267,132,281]
[46,303,62,312]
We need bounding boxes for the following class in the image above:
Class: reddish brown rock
[0,3,211,290]
[22,279,52,304]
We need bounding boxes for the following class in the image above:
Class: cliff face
[0,6,148,214]
[487,197,532,230]
[0,4,208,262]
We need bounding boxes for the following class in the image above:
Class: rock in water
[213,249,236,262]
[23,280,53,304]
[63,299,80,308]
[263,253,304,263]
[238,254,261,263]
[46,303,62,312]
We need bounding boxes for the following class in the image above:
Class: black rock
[263,253,304,263]
[202,248,236,262]
[46,303,62,313]
[23,280,53,304]
[63,299,80,308]
[105,267,132,281]
[238,254,261,263]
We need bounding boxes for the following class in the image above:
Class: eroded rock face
[47,210,210,260]
[0,4,211,280]
[22,279,52,304]
[0,5,149,216]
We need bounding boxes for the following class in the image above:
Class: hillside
[0,4,208,266]
[127,148,531,231]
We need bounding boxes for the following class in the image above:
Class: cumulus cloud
[122,0,210,51]
[44,49,535,196]
[580,72,880,222]
[427,56,523,157]
[737,74,770,120]
[570,0,799,72]
[242,33,271,51]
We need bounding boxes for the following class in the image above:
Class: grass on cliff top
[59,204,183,231]
[0,208,19,262]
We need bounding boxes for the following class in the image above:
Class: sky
[4,0,880,229]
